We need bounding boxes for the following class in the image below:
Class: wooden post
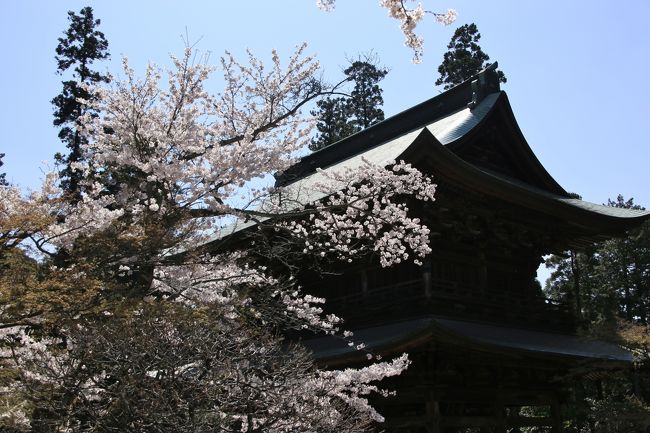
[478,249,488,295]
[423,258,433,299]
[425,390,441,433]
[551,399,563,433]
[431,400,441,433]
[495,398,506,433]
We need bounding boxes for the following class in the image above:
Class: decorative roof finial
[467,62,501,110]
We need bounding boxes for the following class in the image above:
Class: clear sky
[2,0,649,211]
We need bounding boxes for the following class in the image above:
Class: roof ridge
[276,63,502,186]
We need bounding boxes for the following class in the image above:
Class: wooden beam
[441,416,496,427]
[506,417,555,427]
[551,400,563,433]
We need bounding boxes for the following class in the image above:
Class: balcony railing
[322,277,574,331]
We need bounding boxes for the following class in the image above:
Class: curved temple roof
[275,65,649,235]
[207,64,648,247]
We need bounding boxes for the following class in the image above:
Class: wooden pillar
[425,390,441,433]
[494,398,506,433]
[423,259,433,299]
[478,249,488,295]
[494,366,506,433]
[360,270,368,295]
[551,399,563,433]
[432,400,441,433]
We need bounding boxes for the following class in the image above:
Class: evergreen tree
[596,196,650,323]
[52,6,109,199]
[544,196,650,431]
[309,97,357,150]
[344,61,387,130]
[435,23,506,90]
[545,195,650,325]
[310,59,387,151]
[0,153,7,186]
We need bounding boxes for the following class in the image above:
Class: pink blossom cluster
[435,8,457,25]
[0,326,101,429]
[277,288,344,332]
[0,175,122,252]
[72,46,318,239]
[316,0,336,12]
[315,353,411,422]
[153,252,275,307]
[229,353,412,430]
[281,159,436,267]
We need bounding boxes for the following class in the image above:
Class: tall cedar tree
[435,23,506,90]
[0,153,7,186]
[310,60,387,151]
[52,7,109,200]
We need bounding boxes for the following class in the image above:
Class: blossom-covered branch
[278,159,436,267]
[317,0,457,63]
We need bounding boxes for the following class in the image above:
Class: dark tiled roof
[277,63,502,185]
[205,63,649,247]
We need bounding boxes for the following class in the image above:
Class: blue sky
[2,0,649,212]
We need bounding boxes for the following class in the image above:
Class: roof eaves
[303,316,632,363]
[410,132,650,230]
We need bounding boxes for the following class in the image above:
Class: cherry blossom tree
[0,43,436,432]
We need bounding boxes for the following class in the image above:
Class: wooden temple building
[274,64,650,432]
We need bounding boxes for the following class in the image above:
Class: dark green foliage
[52,7,109,199]
[597,196,650,323]
[435,23,506,90]
[557,379,650,433]
[545,195,650,326]
[0,153,7,186]
[344,61,387,130]
[310,59,387,151]
[545,246,608,324]
[309,97,357,150]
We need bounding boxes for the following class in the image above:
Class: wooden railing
[323,277,574,331]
